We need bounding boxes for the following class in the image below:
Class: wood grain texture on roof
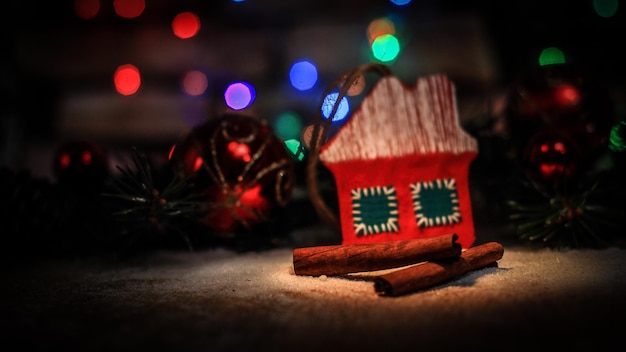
[319,74,478,163]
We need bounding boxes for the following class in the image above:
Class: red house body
[318,74,479,249]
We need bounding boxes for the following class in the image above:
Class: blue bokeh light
[289,60,318,91]
[390,0,412,5]
[321,92,350,122]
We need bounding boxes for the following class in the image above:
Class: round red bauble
[504,63,614,164]
[169,113,295,233]
[522,129,580,186]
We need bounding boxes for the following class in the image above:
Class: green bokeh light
[539,47,566,66]
[274,111,303,140]
[609,121,626,152]
[593,0,619,18]
[371,34,400,63]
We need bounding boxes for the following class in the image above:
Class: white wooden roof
[319,74,478,163]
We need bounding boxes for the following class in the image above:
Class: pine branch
[507,170,624,249]
[102,147,207,252]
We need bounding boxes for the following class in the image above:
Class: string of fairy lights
[71,0,622,160]
[70,0,416,159]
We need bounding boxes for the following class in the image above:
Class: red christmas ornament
[169,113,295,233]
[522,129,580,186]
[53,140,109,191]
[504,63,614,163]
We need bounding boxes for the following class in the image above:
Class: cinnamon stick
[292,233,462,276]
[374,241,504,297]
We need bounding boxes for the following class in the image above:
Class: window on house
[411,178,461,227]
[351,185,399,236]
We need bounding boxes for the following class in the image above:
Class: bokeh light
[371,34,400,63]
[539,47,566,66]
[593,0,619,18]
[289,60,318,91]
[225,82,256,110]
[274,111,303,140]
[341,73,366,96]
[114,64,141,96]
[609,121,626,152]
[172,12,201,39]
[114,0,145,19]
[74,0,100,20]
[367,17,395,44]
[390,0,412,5]
[554,84,580,106]
[182,70,208,96]
[321,92,350,122]
[300,124,326,149]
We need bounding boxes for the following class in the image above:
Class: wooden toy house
[318,74,479,248]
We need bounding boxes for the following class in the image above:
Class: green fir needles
[102,148,206,252]
[507,173,624,249]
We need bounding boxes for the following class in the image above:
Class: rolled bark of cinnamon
[374,241,504,297]
[293,233,462,276]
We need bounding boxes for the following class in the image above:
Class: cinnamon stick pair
[292,233,504,296]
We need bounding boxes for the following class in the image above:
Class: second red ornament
[169,113,296,234]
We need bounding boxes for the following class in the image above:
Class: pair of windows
[351,178,461,236]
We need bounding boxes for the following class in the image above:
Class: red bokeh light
[182,70,208,96]
[172,12,201,39]
[114,64,141,96]
[554,84,580,106]
[74,0,100,20]
[114,0,145,19]
[81,150,93,165]
[59,153,71,169]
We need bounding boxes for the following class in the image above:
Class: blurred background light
[539,47,566,66]
[114,64,141,96]
[367,17,396,45]
[371,34,400,62]
[289,60,318,91]
[74,0,100,20]
[593,0,619,18]
[172,12,201,39]
[182,70,208,96]
[321,92,350,122]
[390,0,412,5]
[114,0,145,19]
[274,111,303,140]
[225,82,256,110]
[554,84,580,106]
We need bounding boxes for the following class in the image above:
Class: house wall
[324,152,477,248]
